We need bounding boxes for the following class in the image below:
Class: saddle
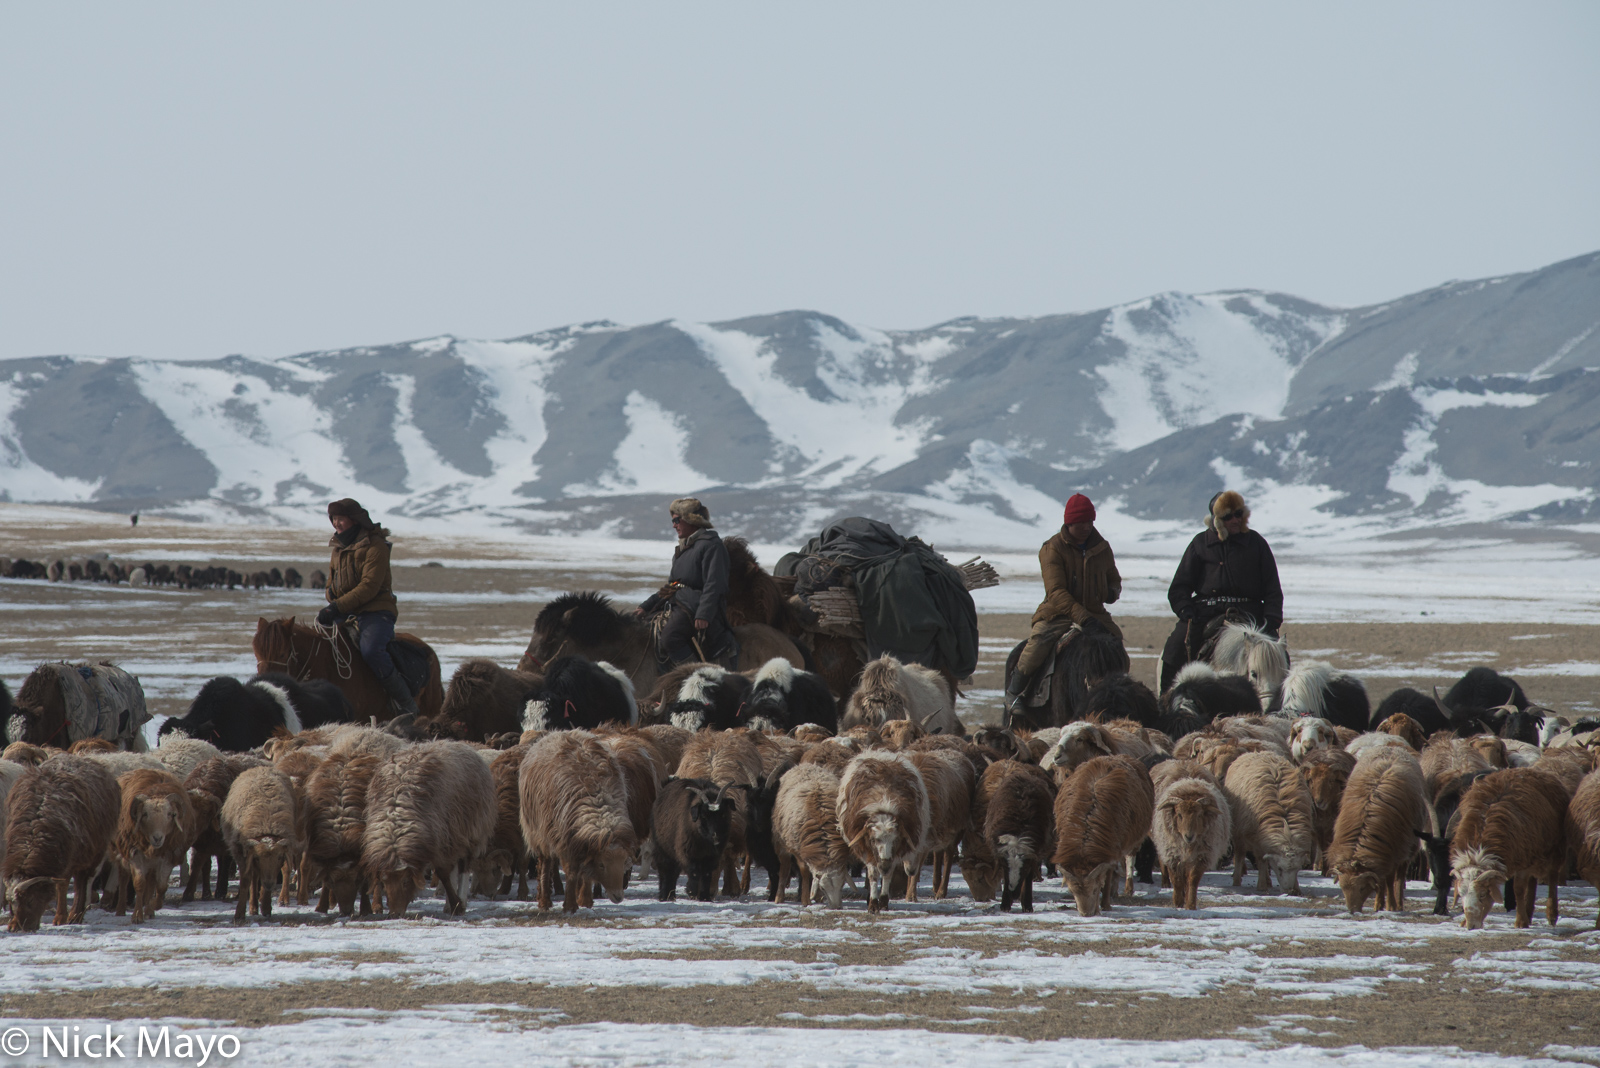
[387,639,431,697]
[1019,624,1084,709]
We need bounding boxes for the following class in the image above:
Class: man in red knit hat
[1005,493,1124,711]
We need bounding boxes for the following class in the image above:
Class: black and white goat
[661,665,753,732]
[522,656,637,732]
[1158,663,1260,741]
[159,676,308,751]
[1275,661,1369,731]
[743,659,837,734]
[248,672,354,730]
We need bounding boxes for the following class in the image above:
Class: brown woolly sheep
[772,764,849,908]
[363,741,495,917]
[481,743,531,899]
[980,759,1055,911]
[1051,754,1154,916]
[1223,752,1317,893]
[1151,774,1231,910]
[598,729,665,846]
[1452,768,1571,929]
[1288,717,1339,763]
[1376,713,1426,751]
[1533,746,1597,798]
[905,747,976,900]
[4,755,119,931]
[180,754,265,902]
[792,723,834,744]
[841,655,959,735]
[1041,721,1156,783]
[154,735,224,785]
[1568,771,1600,928]
[841,724,884,748]
[112,768,197,922]
[1211,714,1292,753]
[221,766,302,921]
[269,745,325,906]
[837,751,930,913]
[799,736,860,775]
[1420,736,1493,797]
[327,725,408,762]
[878,718,926,751]
[303,753,382,916]
[0,760,28,878]
[1298,747,1356,873]
[69,738,117,754]
[972,727,1027,762]
[519,730,637,911]
[1327,747,1427,914]
[2,742,51,767]
[639,724,691,774]
[1150,757,1218,796]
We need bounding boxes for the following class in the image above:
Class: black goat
[651,778,738,901]
[1372,687,1451,734]
[1443,666,1527,713]
[1083,673,1160,729]
[1416,768,1497,916]
[744,659,836,733]
[522,656,635,732]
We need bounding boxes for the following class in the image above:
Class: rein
[260,622,354,682]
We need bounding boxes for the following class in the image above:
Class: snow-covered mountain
[2,251,1597,549]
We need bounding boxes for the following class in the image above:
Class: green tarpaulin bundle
[776,517,979,679]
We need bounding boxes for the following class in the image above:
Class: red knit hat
[1063,493,1095,525]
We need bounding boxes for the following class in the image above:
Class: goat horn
[1432,687,1453,717]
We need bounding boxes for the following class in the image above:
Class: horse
[6,661,148,751]
[515,591,804,698]
[1202,620,1290,711]
[251,617,444,724]
[1002,624,1131,730]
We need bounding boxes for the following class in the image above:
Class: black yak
[521,656,636,732]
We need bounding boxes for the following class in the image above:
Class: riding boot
[379,670,420,721]
[1003,667,1033,712]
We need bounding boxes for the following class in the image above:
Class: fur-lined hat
[1204,490,1250,541]
[668,497,713,530]
[327,498,375,529]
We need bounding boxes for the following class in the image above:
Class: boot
[379,671,420,721]
[1003,667,1032,712]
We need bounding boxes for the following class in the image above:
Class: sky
[1,2,1597,363]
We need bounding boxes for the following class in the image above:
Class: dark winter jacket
[326,526,398,619]
[643,528,730,624]
[1032,527,1123,638]
[1167,525,1282,632]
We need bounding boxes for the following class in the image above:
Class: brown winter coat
[325,526,398,618]
[1031,527,1123,638]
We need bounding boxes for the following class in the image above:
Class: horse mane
[534,591,630,646]
[723,537,784,627]
[1211,622,1288,676]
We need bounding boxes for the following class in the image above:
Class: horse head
[525,592,634,670]
[253,616,296,675]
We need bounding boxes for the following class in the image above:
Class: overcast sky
[2,3,1596,362]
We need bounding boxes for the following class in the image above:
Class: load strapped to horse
[6,661,150,750]
[765,517,996,696]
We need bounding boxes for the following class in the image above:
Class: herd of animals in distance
[1,550,1599,933]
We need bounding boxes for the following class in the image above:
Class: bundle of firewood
[955,557,999,591]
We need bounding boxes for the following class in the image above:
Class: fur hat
[327,498,375,529]
[668,497,712,529]
[1062,493,1095,525]
[1205,490,1249,541]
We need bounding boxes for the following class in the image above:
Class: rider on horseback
[1004,493,1124,711]
[1159,489,1284,693]
[315,498,418,720]
[636,497,738,668]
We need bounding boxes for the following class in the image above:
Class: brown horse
[252,617,444,724]
[516,592,803,698]
[722,537,866,698]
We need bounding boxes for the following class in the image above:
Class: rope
[304,620,355,680]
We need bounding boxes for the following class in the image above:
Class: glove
[316,604,339,627]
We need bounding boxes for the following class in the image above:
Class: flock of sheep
[0,555,317,590]
[3,649,1599,934]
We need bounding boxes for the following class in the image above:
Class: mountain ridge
[2,251,1597,549]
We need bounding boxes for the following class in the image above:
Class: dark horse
[1002,624,1131,730]
[516,592,804,699]
[252,617,444,724]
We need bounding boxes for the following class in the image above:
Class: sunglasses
[1219,509,1245,522]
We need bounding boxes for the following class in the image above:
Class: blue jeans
[357,611,397,680]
